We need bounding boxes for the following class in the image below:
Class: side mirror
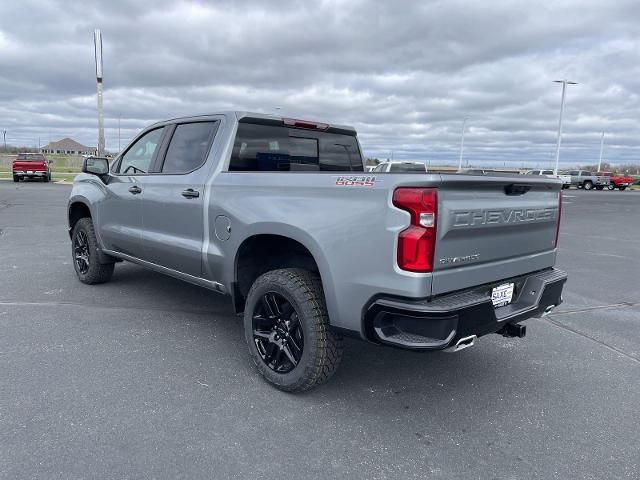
[82,157,110,177]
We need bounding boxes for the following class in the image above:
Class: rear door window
[160,121,219,174]
[230,122,362,172]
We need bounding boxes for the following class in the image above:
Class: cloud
[1,0,639,166]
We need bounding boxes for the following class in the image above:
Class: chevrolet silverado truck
[67,112,567,392]
[568,170,609,190]
[597,171,633,191]
[12,153,52,182]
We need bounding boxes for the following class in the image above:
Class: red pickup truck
[12,153,52,182]
[597,171,633,191]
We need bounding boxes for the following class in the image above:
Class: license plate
[491,283,514,307]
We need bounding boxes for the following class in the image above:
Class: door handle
[128,186,142,195]
[181,188,200,199]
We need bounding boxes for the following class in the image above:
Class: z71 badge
[335,175,376,187]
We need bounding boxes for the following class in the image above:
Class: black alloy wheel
[252,292,304,374]
[73,230,90,274]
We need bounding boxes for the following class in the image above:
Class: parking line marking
[543,316,640,364]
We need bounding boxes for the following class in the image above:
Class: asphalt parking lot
[1,181,638,479]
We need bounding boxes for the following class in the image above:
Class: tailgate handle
[504,183,531,196]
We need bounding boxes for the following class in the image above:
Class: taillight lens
[554,190,562,248]
[393,188,438,272]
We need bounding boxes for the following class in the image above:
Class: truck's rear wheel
[71,218,114,284]
[583,181,593,190]
[244,268,343,392]
[619,186,627,191]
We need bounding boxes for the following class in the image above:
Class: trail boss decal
[335,175,377,187]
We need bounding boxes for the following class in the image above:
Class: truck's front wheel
[244,268,343,392]
[71,218,114,284]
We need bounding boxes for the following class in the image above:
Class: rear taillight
[554,190,562,248]
[393,188,438,272]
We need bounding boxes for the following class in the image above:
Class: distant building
[42,138,96,155]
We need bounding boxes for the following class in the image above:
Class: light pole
[552,80,577,175]
[94,29,105,156]
[597,131,604,172]
[2,130,6,152]
[458,117,468,170]
[118,115,121,153]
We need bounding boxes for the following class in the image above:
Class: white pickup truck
[525,169,571,189]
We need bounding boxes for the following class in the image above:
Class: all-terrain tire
[71,217,115,284]
[244,268,343,392]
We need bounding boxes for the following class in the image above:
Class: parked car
[456,168,519,177]
[568,170,610,190]
[525,169,571,189]
[12,153,52,182]
[67,112,566,392]
[372,161,428,172]
[597,171,633,191]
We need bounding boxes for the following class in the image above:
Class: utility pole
[552,80,577,175]
[118,115,121,153]
[458,117,468,170]
[2,130,6,152]
[94,29,105,156]
[597,131,604,172]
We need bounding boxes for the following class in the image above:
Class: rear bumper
[14,170,48,177]
[363,268,567,350]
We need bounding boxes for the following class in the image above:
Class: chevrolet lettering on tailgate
[452,207,557,227]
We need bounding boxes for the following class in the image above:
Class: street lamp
[597,131,604,172]
[94,29,105,156]
[458,117,468,171]
[552,80,577,175]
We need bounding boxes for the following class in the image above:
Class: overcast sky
[1,0,639,167]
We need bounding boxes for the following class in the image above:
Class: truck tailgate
[432,175,561,296]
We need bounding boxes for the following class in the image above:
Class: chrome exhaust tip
[541,304,557,317]
[445,335,477,353]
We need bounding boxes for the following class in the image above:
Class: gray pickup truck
[568,170,610,190]
[68,112,567,392]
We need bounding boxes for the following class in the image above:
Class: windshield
[17,154,45,161]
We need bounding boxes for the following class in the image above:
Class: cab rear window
[229,122,363,172]
[17,154,45,161]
